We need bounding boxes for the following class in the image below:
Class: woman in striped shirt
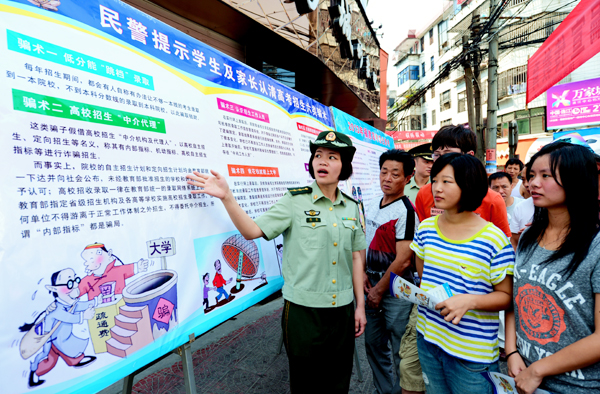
[410,153,515,394]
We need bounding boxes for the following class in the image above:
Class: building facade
[122,0,387,128]
[389,0,600,149]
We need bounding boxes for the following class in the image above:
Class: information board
[0,1,391,393]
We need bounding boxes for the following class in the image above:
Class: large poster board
[0,1,390,393]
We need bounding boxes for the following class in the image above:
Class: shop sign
[547,77,600,129]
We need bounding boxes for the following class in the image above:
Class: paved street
[100,294,376,394]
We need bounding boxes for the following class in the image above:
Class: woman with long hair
[505,141,600,394]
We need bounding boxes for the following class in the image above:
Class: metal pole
[486,0,500,174]
[473,52,484,163]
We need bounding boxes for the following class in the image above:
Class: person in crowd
[411,153,515,394]
[488,171,524,351]
[505,158,524,198]
[505,141,600,394]
[363,149,419,394]
[186,130,366,394]
[414,125,511,237]
[405,143,433,203]
[519,166,532,199]
[489,172,524,223]
[510,162,535,250]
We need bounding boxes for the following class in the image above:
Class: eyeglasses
[55,277,81,289]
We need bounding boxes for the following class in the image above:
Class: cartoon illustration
[213,259,233,305]
[19,269,97,388]
[275,242,283,275]
[27,0,60,12]
[356,186,366,232]
[416,293,429,306]
[403,285,412,297]
[107,237,179,355]
[202,273,216,312]
[498,376,514,392]
[78,243,148,300]
[221,234,267,294]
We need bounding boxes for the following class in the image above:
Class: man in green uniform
[187,130,367,393]
[404,143,433,204]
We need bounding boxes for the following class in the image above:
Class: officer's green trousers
[282,300,355,393]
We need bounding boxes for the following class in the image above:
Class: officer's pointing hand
[186,170,230,200]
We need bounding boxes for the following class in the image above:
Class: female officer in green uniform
[187,130,367,393]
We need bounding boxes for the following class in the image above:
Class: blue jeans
[215,287,229,301]
[365,294,413,394]
[417,333,498,394]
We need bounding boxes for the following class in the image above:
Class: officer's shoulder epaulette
[287,186,312,196]
[341,190,358,204]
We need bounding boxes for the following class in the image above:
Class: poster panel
[329,106,394,210]
[0,0,394,393]
[547,77,600,130]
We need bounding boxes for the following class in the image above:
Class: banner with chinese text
[0,1,387,393]
[526,0,600,103]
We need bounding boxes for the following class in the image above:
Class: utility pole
[486,0,499,174]
[473,50,484,161]
[463,15,485,165]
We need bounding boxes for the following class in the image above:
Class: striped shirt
[410,216,515,363]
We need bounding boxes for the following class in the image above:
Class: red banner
[395,141,430,150]
[527,0,600,103]
[390,130,436,140]
[227,165,279,177]
[296,122,321,135]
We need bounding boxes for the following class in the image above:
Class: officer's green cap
[408,143,433,161]
[309,131,356,161]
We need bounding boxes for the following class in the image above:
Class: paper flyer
[482,372,552,394]
[389,272,452,311]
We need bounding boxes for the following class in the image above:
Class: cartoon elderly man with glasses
[19,268,98,388]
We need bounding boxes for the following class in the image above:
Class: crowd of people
[186,124,600,394]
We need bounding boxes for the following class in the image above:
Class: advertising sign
[390,130,436,141]
[547,77,600,129]
[527,0,600,103]
[0,1,388,393]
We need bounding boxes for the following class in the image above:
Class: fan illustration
[221,234,267,294]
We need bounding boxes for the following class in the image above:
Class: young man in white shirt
[505,158,524,198]
[488,172,524,223]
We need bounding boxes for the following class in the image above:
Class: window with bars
[420,37,425,52]
[440,90,451,112]
[422,113,427,129]
[441,119,453,126]
[498,65,527,100]
[431,85,435,99]
[411,115,422,130]
[431,56,434,71]
[422,62,426,78]
[429,29,434,45]
[458,91,466,113]
[438,20,448,55]
[439,62,450,82]
[432,110,436,125]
